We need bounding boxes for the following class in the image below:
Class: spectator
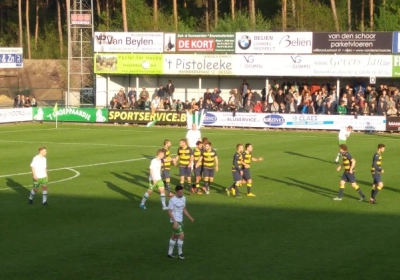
[13,95,20,108]
[116,88,126,105]
[121,99,130,110]
[176,100,183,112]
[275,89,285,105]
[377,100,386,116]
[279,102,286,114]
[24,96,32,107]
[240,79,250,106]
[271,101,279,113]
[163,98,172,111]
[31,97,37,107]
[171,99,177,111]
[307,101,315,114]
[156,85,165,99]
[286,96,297,113]
[282,78,291,94]
[387,96,397,116]
[337,100,347,115]
[228,100,237,116]
[203,88,212,101]
[230,88,241,106]
[127,87,137,108]
[151,96,161,114]
[369,102,377,115]
[191,98,199,111]
[266,89,275,111]
[325,99,335,115]
[110,97,120,109]
[262,101,270,113]
[253,101,263,113]
[211,87,222,105]
[183,100,191,111]
[20,95,26,107]
[349,96,357,115]
[165,80,175,101]
[244,100,254,112]
[138,87,149,109]
[218,100,229,111]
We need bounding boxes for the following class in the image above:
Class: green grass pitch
[1,123,400,280]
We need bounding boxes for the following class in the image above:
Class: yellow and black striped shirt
[342,152,354,172]
[242,151,252,169]
[193,147,202,166]
[177,146,193,166]
[202,149,217,169]
[161,147,171,170]
[232,152,243,172]
[371,152,382,173]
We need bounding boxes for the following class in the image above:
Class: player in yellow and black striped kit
[370,143,386,204]
[192,140,204,194]
[197,142,218,195]
[161,139,174,197]
[173,139,193,192]
[226,144,244,198]
[333,144,365,201]
[242,143,263,197]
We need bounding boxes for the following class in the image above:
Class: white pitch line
[0,139,161,148]
[0,168,81,191]
[0,157,147,178]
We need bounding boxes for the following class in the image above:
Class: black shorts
[193,166,202,177]
[162,169,170,180]
[179,166,191,177]
[232,170,242,182]
[242,168,251,180]
[372,173,382,184]
[341,172,356,183]
[203,168,214,178]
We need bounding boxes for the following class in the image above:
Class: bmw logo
[238,35,252,50]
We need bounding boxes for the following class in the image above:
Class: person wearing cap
[335,125,353,163]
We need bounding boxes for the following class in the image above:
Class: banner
[172,33,235,53]
[94,53,163,74]
[393,55,400,77]
[386,116,400,131]
[32,107,108,123]
[235,32,312,54]
[0,108,32,123]
[393,32,400,53]
[108,110,187,125]
[202,112,386,131]
[313,32,392,54]
[163,54,234,75]
[0,47,23,68]
[94,32,164,53]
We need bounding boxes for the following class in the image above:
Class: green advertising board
[176,33,235,53]
[32,107,108,123]
[393,55,400,77]
[94,53,163,74]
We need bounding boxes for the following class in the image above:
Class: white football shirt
[149,158,162,180]
[30,155,47,178]
[186,129,201,148]
[168,196,186,222]
[338,127,351,141]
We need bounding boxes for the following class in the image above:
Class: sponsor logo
[203,113,217,125]
[238,35,252,50]
[263,114,285,126]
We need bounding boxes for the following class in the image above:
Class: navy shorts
[242,168,251,181]
[179,166,191,177]
[193,166,202,177]
[341,172,356,183]
[203,168,214,178]
[232,170,242,182]
[372,173,382,184]
[162,169,170,180]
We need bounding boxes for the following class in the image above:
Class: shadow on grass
[260,175,360,200]
[357,179,400,194]
[284,151,334,164]
[104,180,141,201]
[110,171,149,190]
[6,178,30,196]
[141,154,154,160]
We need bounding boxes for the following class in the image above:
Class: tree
[249,0,255,28]
[153,0,158,31]
[361,0,365,31]
[35,0,39,50]
[214,0,218,28]
[330,0,340,31]
[370,0,374,30]
[18,0,23,48]
[282,0,287,31]
[57,0,63,55]
[26,0,32,59]
[231,0,235,20]
[173,0,178,31]
[122,0,127,31]
[347,0,351,31]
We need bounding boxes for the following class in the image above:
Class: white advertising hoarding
[235,32,313,54]
[0,108,32,123]
[0,47,23,68]
[202,112,386,131]
[94,32,164,53]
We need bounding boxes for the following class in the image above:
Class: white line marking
[0,140,161,148]
[0,168,80,191]
[0,128,57,134]
[0,157,147,178]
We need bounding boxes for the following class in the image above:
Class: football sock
[177,239,184,255]
[227,183,235,190]
[247,183,252,194]
[42,190,48,203]
[204,181,210,191]
[141,192,149,205]
[372,189,380,199]
[168,239,176,255]
[338,188,344,198]
[234,185,240,196]
[161,194,166,207]
[165,181,171,193]
[357,188,365,197]
[29,190,35,200]
[371,188,375,198]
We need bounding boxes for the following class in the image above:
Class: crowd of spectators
[110,79,400,116]
[13,95,37,108]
